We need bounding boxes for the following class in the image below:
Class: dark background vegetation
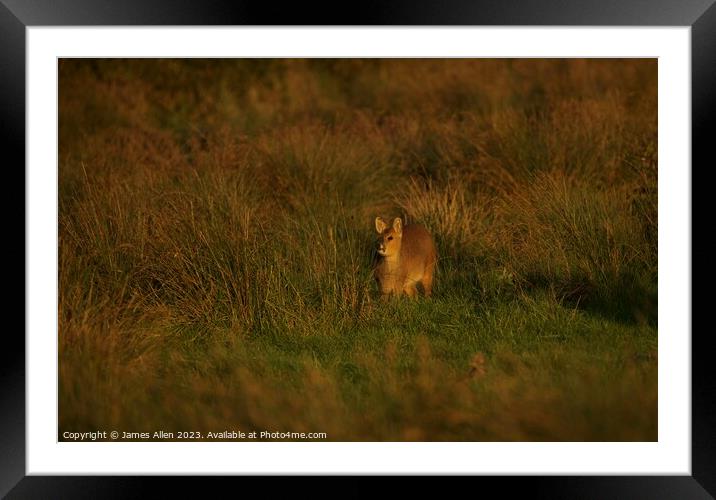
[59,59,657,441]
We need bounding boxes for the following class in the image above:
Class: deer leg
[403,282,418,298]
[421,264,435,298]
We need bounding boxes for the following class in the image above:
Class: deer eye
[387,236,393,241]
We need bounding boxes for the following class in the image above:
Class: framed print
[4,0,712,496]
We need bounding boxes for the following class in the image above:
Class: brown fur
[374,216,438,299]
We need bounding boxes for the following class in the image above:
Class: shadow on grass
[521,272,657,327]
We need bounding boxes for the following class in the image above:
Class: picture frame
[5,0,711,495]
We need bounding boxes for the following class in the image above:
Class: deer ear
[392,217,403,235]
[375,217,388,234]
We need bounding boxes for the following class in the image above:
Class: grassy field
[58,59,657,441]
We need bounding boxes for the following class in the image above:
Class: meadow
[59,59,657,441]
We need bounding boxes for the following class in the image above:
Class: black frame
[4,0,713,496]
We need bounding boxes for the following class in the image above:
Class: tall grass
[59,59,657,441]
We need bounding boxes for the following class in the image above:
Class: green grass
[58,58,657,441]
